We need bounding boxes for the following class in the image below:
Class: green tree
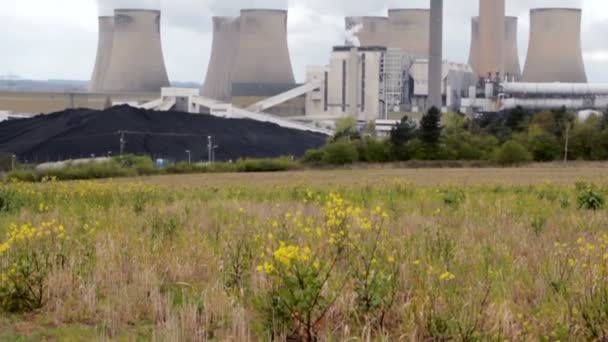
[527,132,561,161]
[389,116,417,147]
[419,106,443,145]
[332,116,360,142]
[505,106,529,132]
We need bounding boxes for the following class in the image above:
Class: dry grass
[130,162,608,188]
[0,164,607,340]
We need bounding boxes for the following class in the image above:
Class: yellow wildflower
[439,271,456,281]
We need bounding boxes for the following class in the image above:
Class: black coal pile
[0,106,328,163]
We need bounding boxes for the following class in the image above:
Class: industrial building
[476,0,505,79]
[101,9,170,93]
[201,17,239,102]
[388,9,430,57]
[89,16,114,92]
[304,46,475,122]
[468,15,520,81]
[522,8,587,83]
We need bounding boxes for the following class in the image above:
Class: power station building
[99,9,170,93]
[305,47,475,121]
[468,15,521,81]
[89,16,114,92]
[476,0,505,79]
[388,9,430,57]
[201,17,239,102]
[522,8,587,83]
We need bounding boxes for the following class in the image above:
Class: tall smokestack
[201,17,239,101]
[102,9,170,93]
[344,16,389,47]
[89,16,114,93]
[388,9,430,57]
[522,8,587,83]
[478,0,505,79]
[232,9,295,86]
[504,16,521,81]
[428,0,443,109]
[467,17,479,74]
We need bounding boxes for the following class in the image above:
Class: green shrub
[321,140,359,165]
[577,185,605,211]
[493,141,532,165]
[302,149,325,164]
[235,157,295,173]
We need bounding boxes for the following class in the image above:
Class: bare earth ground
[128,162,608,188]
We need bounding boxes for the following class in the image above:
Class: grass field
[0,164,607,341]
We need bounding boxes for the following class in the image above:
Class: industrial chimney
[201,17,239,101]
[428,0,443,109]
[102,9,170,93]
[467,17,479,74]
[388,9,430,57]
[89,16,114,93]
[522,8,587,83]
[231,9,295,86]
[504,16,521,81]
[478,0,505,79]
[344,16,390,47]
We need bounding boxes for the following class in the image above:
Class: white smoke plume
[97,0,161,16]
[344,23,363,47]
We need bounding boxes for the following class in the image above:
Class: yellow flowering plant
[0,221,67,312]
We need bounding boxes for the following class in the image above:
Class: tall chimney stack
[478,0,505,79]
[428,0,443,110]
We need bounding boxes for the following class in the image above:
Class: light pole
[11,154,16,171]
[207,136,212,164]
[185,150,191,165]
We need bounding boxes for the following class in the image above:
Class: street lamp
[185,150,191,165]
[11,154,16,171]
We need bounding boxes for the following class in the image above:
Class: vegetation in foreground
[0,177,607,340]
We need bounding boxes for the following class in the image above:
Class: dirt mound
[0,105,327,163]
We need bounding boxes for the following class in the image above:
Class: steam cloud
[344,24,363,47]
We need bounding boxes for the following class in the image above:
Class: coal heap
[0,106,327,163]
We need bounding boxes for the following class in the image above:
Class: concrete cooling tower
[344,16,390,47]
[504,16,521,80]
[102,9,170,93]
[201,17,239,101]
[522,8,587,83]
[232,9,295,85]
[478,0,505,78]
[388,9,430,57]
[89,16,114,92]
[468,17,479,74]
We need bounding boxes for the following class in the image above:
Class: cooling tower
[344,16,390,47]
[468,17,479,74]
[102,9,170,93]
[89,16,114,93]
[522,8,587,83]
[201,17,239,101]
[428,0,443,109]
[478,0,505,78]
[504,16,521,81]
[232,9,295,85]
[388,9,430,57]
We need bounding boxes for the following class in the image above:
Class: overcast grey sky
[0,0,607,83]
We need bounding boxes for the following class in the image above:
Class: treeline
[303,106,608,165]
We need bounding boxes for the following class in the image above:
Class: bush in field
[301,149,325,164]
[576,184,605,211]
[235,157,295,172]
[0,222,67,312]
[321,140,359,165]
[493,141,532,165]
